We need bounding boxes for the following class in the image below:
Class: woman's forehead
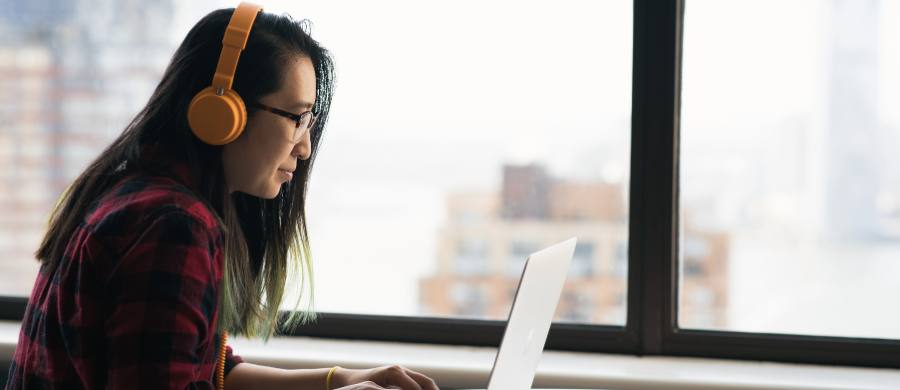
[271,57,317,108]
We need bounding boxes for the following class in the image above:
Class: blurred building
[679,228,730,329]
[0,0,174,295]
[420,164,730,328]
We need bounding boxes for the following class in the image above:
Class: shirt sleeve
[102,209,222,389]
[224,345,243,377]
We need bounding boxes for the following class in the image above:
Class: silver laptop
[470,237,578,390]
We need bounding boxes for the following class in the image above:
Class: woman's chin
[242,183,281,199]
[262,185,281,199]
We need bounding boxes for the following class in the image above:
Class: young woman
[5,3,438,390]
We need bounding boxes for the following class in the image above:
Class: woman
[5,3,438,390]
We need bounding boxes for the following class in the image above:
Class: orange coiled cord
[217,331,228,390]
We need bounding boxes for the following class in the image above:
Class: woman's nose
[291,130,311,160]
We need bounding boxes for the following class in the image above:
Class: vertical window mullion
[628,0,683,355]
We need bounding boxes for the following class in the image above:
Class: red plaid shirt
[6,163,243,389]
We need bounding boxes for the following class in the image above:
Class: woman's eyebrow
[290,101,314,110]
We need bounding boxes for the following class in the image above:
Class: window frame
[2,0,898,369]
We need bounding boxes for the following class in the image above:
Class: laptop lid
[486,237,577,390]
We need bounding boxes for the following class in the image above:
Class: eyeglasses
[249,102,317,142]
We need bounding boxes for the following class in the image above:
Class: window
[450,282,488,318]
[680,0,900,340]
[570,242,595,278]
[2,0,897,370]
[0,0,633,325]
[506,240,540,277]
[452,238,489,276]
[613,240,628,278]
[301,1,633,325]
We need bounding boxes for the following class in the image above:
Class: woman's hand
[332,382,403,390]
[333,365,439,390]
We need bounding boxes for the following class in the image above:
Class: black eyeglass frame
[249,102,317,140]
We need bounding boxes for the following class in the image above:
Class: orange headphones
[187,2,262,145]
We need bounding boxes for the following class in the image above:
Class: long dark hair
[36,7,334,339]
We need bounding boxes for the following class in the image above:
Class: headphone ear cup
[187,86,248,145]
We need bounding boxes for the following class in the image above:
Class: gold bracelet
[326,366,340,390]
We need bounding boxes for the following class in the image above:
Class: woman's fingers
[403,368,440,390]
[341,365,439,390]
[335,381,386,390]
[384,365,423,390]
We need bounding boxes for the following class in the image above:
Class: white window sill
[2,320,898,389]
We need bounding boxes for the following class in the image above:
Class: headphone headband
[187,2,263,145]
[212,2,262,93]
